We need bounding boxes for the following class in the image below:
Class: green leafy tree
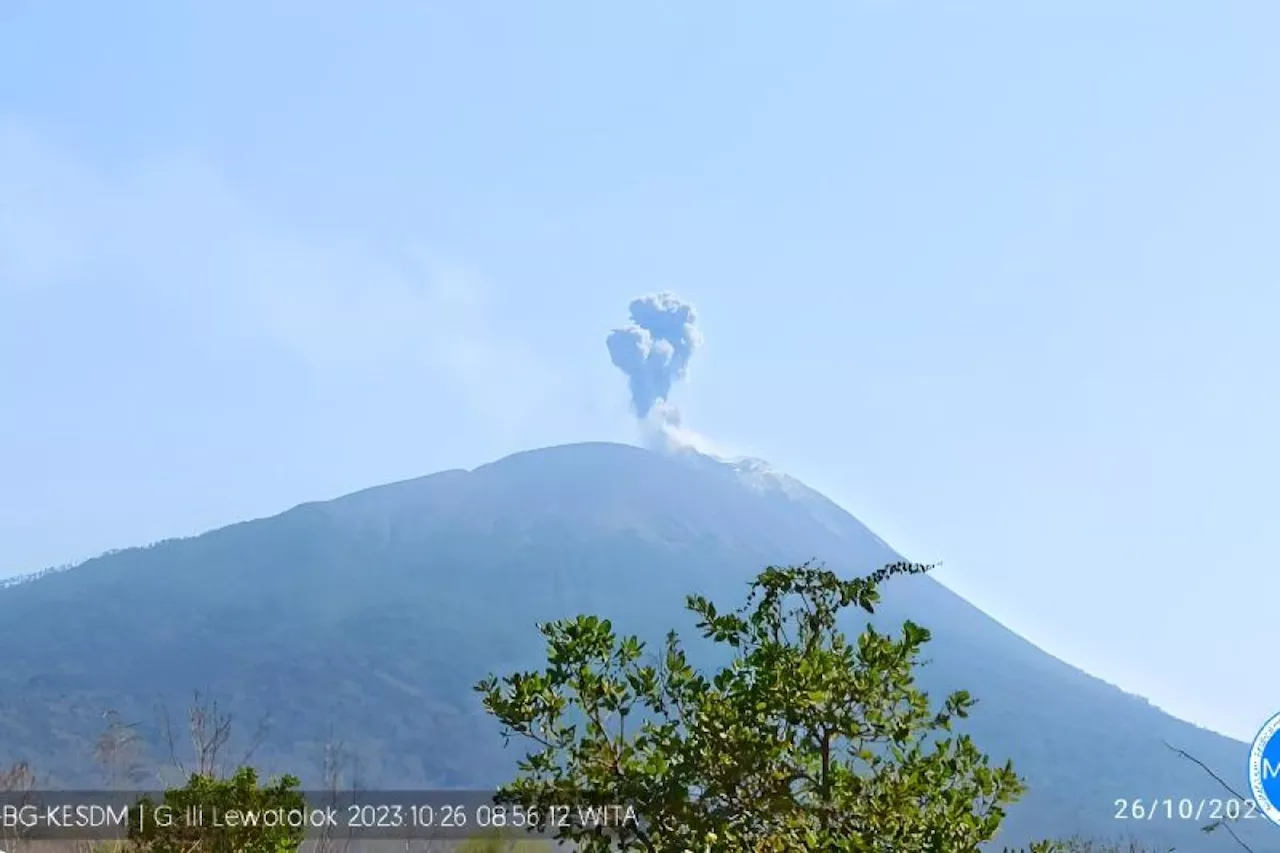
[128,767,305,853]
[477,561,1027,852]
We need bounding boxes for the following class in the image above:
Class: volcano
[0,442,1266,849]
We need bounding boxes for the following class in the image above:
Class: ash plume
[607,292,718,453]
[607,292,701,418]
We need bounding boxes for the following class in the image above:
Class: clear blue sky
[2,1,1277,742]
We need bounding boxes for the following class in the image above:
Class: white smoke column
[607,292,722,454]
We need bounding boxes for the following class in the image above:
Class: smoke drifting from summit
[607,293,720,455]
[607,292,702,419]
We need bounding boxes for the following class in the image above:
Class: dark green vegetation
[480,561,1026,851]
[0,442,1271,850]
[128,768,306,853]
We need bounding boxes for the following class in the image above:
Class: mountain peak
[0,440,1265,850]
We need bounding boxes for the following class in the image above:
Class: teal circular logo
[1249,712,1280,826]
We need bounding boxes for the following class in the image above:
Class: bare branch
[96,710,150,788]
[1162,740,1255,853]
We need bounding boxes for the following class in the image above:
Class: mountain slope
[0,442,1267,849]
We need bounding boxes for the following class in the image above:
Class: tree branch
[1162,740,1255,853]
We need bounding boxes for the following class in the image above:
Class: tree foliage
[477,561,1027,852]
[128,767,305,853]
